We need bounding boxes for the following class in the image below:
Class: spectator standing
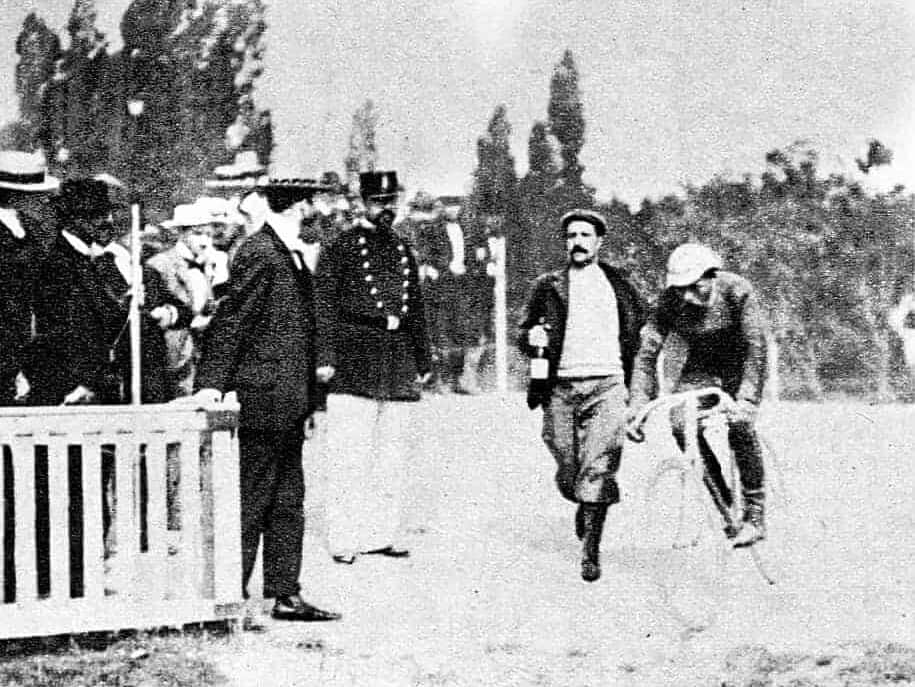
[315,170,432,565]
[147,201,222,397]
[28,179,119,406]
[94,196,189,403]
[195,178,340,622]
[0,151,59,405]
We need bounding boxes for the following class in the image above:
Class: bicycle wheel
[643,456,731,632]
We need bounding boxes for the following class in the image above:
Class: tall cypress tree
[55,0,111,177]
[547,49,585,186]
[345,99,379,191]
[14,13,60,153]
[471,104,517,216]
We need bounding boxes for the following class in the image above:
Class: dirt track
[211,394,915,686]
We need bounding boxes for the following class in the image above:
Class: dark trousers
[674,420,765,504]
[239,423,306,599]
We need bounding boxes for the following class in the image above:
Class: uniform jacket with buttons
[517,261,647,410]
[315,223,432,401]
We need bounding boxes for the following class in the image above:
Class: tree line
[461,50,914,401]
[5,0,272,221]
[6,3,914,399]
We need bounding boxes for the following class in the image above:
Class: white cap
[666,243,722,287]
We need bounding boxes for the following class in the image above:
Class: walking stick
[129,201,143,406]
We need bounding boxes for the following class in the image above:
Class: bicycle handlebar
[627,387,736,443]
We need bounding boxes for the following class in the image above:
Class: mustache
[569,246,589,255]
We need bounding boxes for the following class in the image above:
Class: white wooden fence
[0,405,243,640]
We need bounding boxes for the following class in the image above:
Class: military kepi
[359,171,399,202]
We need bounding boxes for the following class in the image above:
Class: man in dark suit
[315,170,432,565]
[0,151,59,405]
[194,179,340,623]
[94,198,190,404]
[28,179,120,406]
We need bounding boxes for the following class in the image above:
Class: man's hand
[190,388,223,407]
[14,372,29,402]
[63,385,95,405]
[190,314,212,331]
[730,399,759,426]
[316,365,335,384]
[624,404,646,443]
[149,304,178,329]
[527,325,549,349]
[416,371,433,386]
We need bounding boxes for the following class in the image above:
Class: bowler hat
[58,178,111,219]
[0,151,60,192]
[260,178,331,211]
[360,171,399,201]
[560,209,608,236]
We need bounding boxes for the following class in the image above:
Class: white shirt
[558,263,624,379]
[0,208,25,239]
[61,230,98,258]
[445,221,466,275]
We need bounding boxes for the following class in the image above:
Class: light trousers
[324,393,412,555]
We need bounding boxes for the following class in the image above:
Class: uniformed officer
[315,170,432,565]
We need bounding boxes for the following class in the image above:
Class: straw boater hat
[0,151,60,192]
[161,197,235,228]
[205,151,266,191]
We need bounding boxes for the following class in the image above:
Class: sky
[1,0,914,207]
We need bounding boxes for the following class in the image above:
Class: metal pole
[129,202,143,405]
[491,234,508,393]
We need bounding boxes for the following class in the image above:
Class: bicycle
[626,387,777,586]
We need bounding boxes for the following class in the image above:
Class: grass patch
[0,625,230,687]
[718,640,915,686]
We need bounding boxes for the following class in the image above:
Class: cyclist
[627,243,769,548]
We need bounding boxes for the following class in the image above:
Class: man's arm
[736,287,768,406]
[516,278,549,356]
[313,238,343,374]
[195,243,272,394]
[628,294,673,409]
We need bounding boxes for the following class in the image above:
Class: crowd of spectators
[0,150,497,410]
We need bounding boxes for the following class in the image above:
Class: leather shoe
[365,545,410,558]
[581,559,601,582]
[272,595,341,622]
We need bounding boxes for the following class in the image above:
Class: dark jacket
[93,253,191,404]
[195,224,318,430]
[0,224,39,403]
[315,223,432,401]
[517,262,647,410]
[629,270,768,407]
[28,233,119,405]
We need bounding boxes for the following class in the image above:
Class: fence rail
[0,404,242,640]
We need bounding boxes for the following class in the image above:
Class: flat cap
[560,209,608,236]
